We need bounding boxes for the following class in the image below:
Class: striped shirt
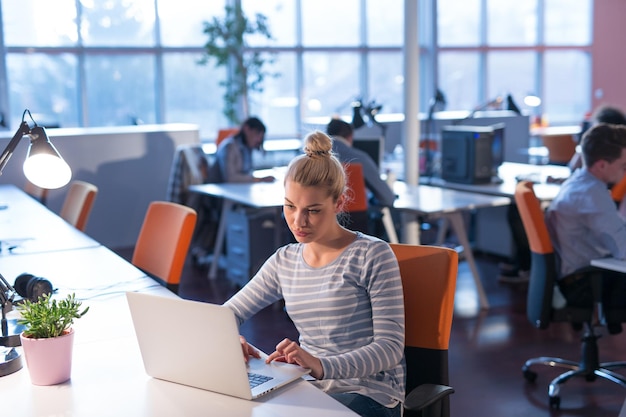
[224,233,406,407]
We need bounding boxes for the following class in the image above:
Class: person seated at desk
[326,118,396,208]
[224,131,405,417]
[546,123,626,333]
[209,116,276,183]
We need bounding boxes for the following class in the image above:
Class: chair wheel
[523,369,537,383]
[549,396,560,410]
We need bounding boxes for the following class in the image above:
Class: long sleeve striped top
[224,233,406,407]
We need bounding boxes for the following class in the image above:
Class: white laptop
[126,292,310,400]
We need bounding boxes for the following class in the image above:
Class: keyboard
[248,372,273,388]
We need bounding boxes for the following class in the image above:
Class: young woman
[224,130,405,417]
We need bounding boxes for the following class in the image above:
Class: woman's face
[283,180,342,243]
[242,125,264,150]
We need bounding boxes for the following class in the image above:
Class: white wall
[0,124,200,248]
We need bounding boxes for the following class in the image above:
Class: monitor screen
[352,137,382,169]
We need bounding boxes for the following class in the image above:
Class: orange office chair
[514,180,626,410]
[611,174,626,205]
[59,180,98,231]
[215,128,239,148]
[540,134,577,165]
[132,201,197,293]
[343,163,370,234]
[390,243,457,417]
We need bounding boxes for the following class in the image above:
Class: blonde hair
[285,131,346,203]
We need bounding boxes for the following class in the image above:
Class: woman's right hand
[239,335,261,363]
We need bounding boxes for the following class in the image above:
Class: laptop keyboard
[248,372,273,388]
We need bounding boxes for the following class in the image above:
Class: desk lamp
[351,98,366,129]
[0,109,71,189]
[0,110,71,377]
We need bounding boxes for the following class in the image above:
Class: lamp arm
[0,121,31,177]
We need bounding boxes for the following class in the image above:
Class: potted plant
[16,293,89,385]
[199,4,278,125]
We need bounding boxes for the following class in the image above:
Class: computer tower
[440,125,494,184]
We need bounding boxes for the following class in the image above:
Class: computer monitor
[440,124,503,184]
[352,136,382,169]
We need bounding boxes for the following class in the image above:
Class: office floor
[115,246,626,417]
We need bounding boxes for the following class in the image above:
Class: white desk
[393,182,510,309]
[591,257,626,274]
[189,182,285,279]
[0,187,359,417]
[0,184,100,255]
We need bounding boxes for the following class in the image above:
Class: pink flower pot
[20,328,75,385]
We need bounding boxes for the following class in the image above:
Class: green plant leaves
[16,293,89,339]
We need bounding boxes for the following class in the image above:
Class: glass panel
[84,54,156,126]
[487,51,537,114]
[437,0,481,46]
[438,51,479,111]
[301,0,360,46]
[302,52,360,122]
[486,0,538,46]
[368,52,404,114]
[545,0,592,46]
[163,52,228,141]
[6,53,79,129]
[158,0,225,46]
[366,0,403,46]
[543,50,590,125]
[248,52,298,137]
[80,0,156,46]
[243,0,296,46]
[3,0,78,46]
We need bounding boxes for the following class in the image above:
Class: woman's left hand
[266,338,324,379]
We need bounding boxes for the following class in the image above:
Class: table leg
[209,199,233,280]
[447,212,490,310]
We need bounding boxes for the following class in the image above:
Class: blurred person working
[500,105,626,284]
[225,131,405,417]
[546,123,626,333]
[210,116,276,183]
[326,118,396,208]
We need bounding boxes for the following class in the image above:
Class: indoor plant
[16,293,89,385]
[199,4,277,125]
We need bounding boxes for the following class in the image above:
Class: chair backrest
[390,243,458,417]
[59,180,98,231]
[132,201,197,290]
[215,128,239,147]
[166,144,211,204]
[342,163,369,233]
[23,181,49,206]
[541,134,577,165]
[611,174,626,204]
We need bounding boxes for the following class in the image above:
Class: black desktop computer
[440,124,504,184]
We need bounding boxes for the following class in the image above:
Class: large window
[0,0,593,140]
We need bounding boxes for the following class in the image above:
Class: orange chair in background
[215,128,239,148]
[59,180,98,231]
[23,181,49,206]
[342,163,369,233]
[132,201,197,293]
[611,174,626,204]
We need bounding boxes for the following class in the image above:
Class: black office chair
[515,180,626,410]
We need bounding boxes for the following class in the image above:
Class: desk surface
[424,162,568,201]
[0,188,358,417]
[0,184,99,255]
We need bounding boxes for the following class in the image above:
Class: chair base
[522,327,626,410]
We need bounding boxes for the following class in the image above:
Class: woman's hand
[239,335,261,363]
[266,338,324,379]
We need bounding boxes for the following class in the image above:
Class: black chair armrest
[405,383,454,412]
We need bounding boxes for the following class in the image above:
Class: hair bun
[303,131,333,158]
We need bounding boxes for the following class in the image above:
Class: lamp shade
[22,126,71,189]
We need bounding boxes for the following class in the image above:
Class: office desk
[0,184,99,255]
[0,188,358,417]
[393,182,510,309]
[189,182,285,279]
[591,257,626,274]
[424,162,568,200]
